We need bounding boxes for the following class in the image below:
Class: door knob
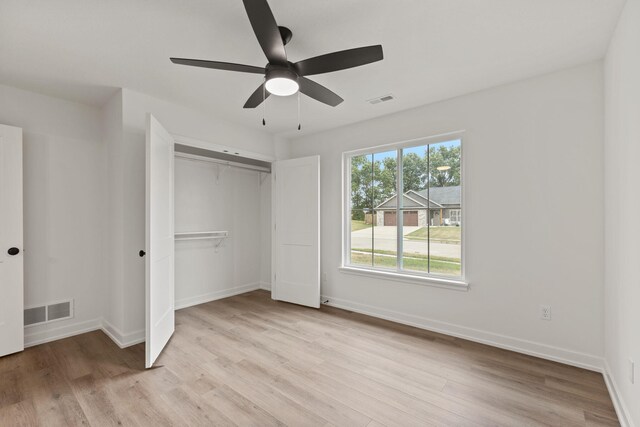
[7,247,20,256]
[139,250,146,257]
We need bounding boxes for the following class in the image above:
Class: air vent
[24,300,73,327]
[367,94,395,105]
[24,306,46,326]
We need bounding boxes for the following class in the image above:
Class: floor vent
[24,300,73,326]
[367,94,395,104]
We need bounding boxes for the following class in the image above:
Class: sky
[373,138,461,162]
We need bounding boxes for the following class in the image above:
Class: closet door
[145,114,175,368]
[272,155,320,308]
[0,124,23,357]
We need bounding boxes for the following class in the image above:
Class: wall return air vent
[367,94,395,105]
[24,300,73,326]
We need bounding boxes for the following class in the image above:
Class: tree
[373,156,397,206]
[402,152,428,191]
[350,144,460,217]
[350,155,372,218]
[428,145,460,187]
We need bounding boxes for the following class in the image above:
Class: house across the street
[374,186,461,227]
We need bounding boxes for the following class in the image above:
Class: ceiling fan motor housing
[265,64,298,82]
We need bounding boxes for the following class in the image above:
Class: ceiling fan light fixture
[265,77,299,96]
[265,67,299,96]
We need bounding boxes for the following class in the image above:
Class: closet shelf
[174,231,229,242]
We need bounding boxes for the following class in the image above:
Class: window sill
[338,266,469,291]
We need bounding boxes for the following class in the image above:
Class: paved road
[351,226,461,259]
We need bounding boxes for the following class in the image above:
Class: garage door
[384,211,418,226]
[404,211,418,226]
[384,211,396,226]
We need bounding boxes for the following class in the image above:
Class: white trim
[406,189,445,208]
[603,360,635,427]
[321,294,604,372]
[339,266,469,290]
[101,319,145,349]
[259,281,272,290]
[174,282,261,310]
[24,318,102,348]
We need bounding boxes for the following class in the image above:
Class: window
[344,135,463,283]
[449,209,461,225]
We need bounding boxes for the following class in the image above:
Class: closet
[144,114,320,368]
[173,143,271,310]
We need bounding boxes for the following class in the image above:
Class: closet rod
[174,152,271,173]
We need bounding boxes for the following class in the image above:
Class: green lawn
[350,248,461,275]
[351,220,372,231]
[405,226,461,243]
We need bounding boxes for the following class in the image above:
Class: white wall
[0,84,107,346]
[174,158,266,307]
[103,88,277,344]
[287,62,605,369]
[604,0,640,424]
[102,91,125,338]
[260,177,272,289]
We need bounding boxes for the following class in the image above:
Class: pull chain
[297,91,301,131]
[262,80,266,126]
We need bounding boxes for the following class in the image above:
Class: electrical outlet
[322,272,328,285]
[540,305,551,320]
[630,359,635,384]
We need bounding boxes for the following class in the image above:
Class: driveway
[351,226,461,259]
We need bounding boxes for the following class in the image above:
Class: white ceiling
[0,0,625,137]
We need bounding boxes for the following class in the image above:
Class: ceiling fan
[170,0,383,109]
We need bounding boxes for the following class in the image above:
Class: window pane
[428,208,462,276]
[350,209,372,266]
[401,145,429,272]
[401,208,429,272]
[350,154,374,267]
[350,154,373,211]
[427,140,462,276]
[373,150,397,269]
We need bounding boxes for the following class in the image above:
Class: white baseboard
[603,360,635,427]
[321,294,604,372]
[259,281,271,291]
[175,282,261,310]
[21,284,263,350]
[24,318,102,348]
[101,319,145,349]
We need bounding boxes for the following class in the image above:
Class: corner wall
[0,84,107,346]
[288,62,605,370]
[604,0,640,424]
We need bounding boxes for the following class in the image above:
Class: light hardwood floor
[0,290,619,426]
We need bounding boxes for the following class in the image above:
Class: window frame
[341,131,468,289]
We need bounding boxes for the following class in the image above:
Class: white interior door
[0,124,24,357]
[272,155,320,308]
[145,114,175,368]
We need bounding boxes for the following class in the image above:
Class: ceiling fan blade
[299,77,343,107]
[295,45,383,76]
[243,83,270,108]
[242,0,287,65]
[170,58,265,74]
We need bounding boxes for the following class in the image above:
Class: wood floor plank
[0,290,619,426]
